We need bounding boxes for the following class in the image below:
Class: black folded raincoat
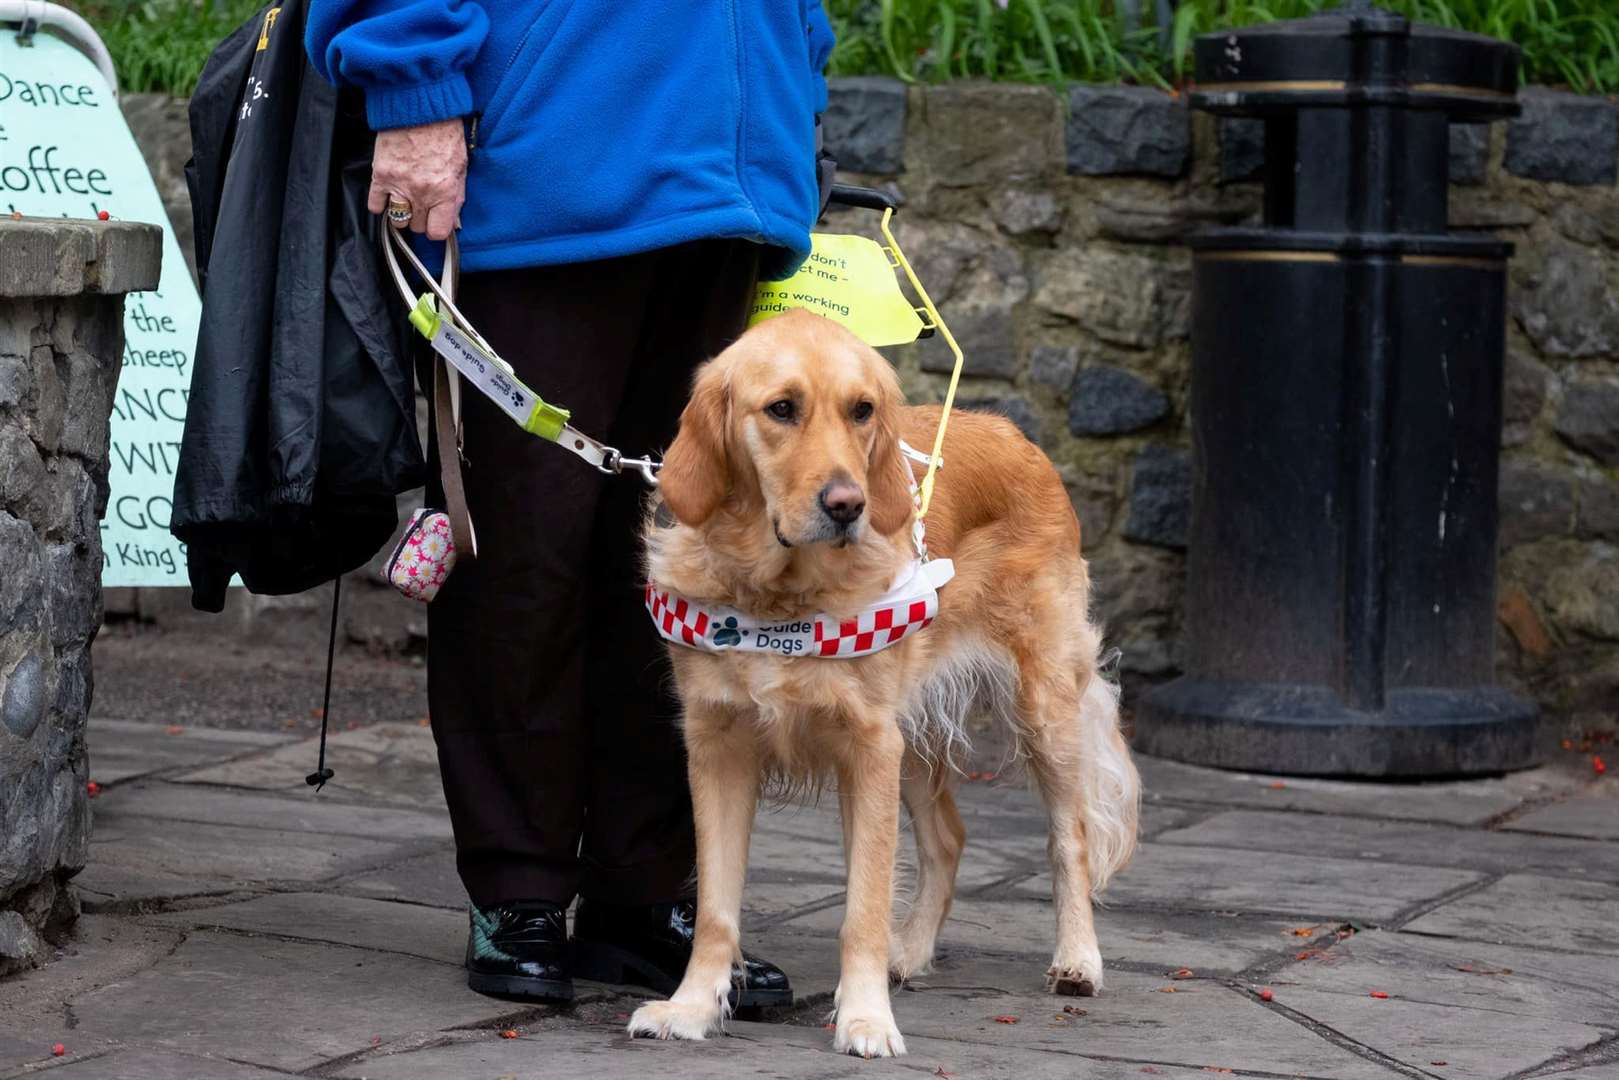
[172,0,424,612]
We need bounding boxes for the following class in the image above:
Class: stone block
[1067,365,1168,436]
[958,396,1040,443]
[1577,477,1619,540]
[66,932,528,1073]
[1017,843,1482,922]
[1065,85,1189,178]
[1155,808,1619,884]
[1218,117,1265,182]
[0,650,47,738]
[1134,753,1580,826]
[1123,445,1190,549]
[823,77,907,175]
[1554,377,1619,464]
[44,544,100,649]
[1448,122,1490,185]
[1404,873,1619,955]
[1502,348,1552,425]
[905,230,1028,380]
[1028,344,1079,392]
[0,511,41,629]
[1497,460,1575,547]
[918,83,1060,187]
[1543,550,1619,640]
[0,425,49,528]
[990,187,1063,236]
[1505,794,1619,841]
[57,347,118,461]
[1513,241,1619,359]
[0,220,160,297]
[0,354,25,409]
[1505,88,1619,186]
[1033,247,1179,348]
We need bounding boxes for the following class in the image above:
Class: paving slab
[1155,809,1619,883]
[1274,929,1619,1030]
[1137,754,1579,827]
[0,916,185,1036]
[97,782,453,842]
[335,846,467,910]
[327,1016,1264,1080]
[87,719,296,785]
[1403,875,1619,955]
[887,956,1395,1078]
[1013,843,1484,922]
[171,722,446,809]
[38,1047,296,1079]
[1504,793,1619,841]
[1273,986,1607,1080]
[66,930,528,1073]
[144,892,466,967]
[76,815,413,905]
[776,894,1335,976]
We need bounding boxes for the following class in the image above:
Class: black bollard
[1134,3,1538,776]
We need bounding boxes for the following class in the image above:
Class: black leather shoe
[465,900,573,1002]
[572,897,792,1008]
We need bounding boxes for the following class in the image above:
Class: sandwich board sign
[0,28,199,586]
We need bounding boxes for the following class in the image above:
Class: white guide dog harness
[647,442,955,659]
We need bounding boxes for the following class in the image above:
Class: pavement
[3,715,1617,1080]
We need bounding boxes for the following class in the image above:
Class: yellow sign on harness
[749,233,926,347]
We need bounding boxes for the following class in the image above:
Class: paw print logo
[711,617,743,647]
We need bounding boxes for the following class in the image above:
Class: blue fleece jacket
[307,1,835,278]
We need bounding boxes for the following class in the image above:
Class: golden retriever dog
[628,309,1139,1058]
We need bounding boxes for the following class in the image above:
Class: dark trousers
[426,239,760,908]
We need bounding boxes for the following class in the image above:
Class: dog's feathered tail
[1077,667,1139,895]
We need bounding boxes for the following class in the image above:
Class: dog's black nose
[819,482,866,526]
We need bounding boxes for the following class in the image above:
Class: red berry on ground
[1369,990,1390,999]
[1594,755,1607,776]
[1259,987,1273,1002]
[97,210,109,221]
[52,1044,65,1056]
[86,781,100,797]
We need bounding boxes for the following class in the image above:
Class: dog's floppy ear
[660,361,731,526]
[866,388,915,538]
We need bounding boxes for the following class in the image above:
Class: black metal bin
[1134,2,1539,776]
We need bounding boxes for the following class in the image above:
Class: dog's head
[659,310,913,548]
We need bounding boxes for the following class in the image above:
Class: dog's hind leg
[628,704,759,1041]
[1018,652,1137,997]
[890,751,964,982]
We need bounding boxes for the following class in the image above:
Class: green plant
[65,0,265,96]
[827,0,1619,93]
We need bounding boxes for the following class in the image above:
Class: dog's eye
[766,399,796,422]
[851,401,874,423]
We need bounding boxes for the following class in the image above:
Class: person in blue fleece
[307,0,834,1005]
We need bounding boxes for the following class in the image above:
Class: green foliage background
[60,0,1619,97]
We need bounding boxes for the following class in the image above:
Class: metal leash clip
[380,226,662,487]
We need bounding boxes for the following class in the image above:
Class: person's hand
[368,118,467,241]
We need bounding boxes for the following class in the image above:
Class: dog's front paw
[834,1013,908,1059]
[627,1000,720,1041]
[1046,945,1104,996]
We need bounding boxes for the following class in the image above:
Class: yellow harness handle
[878,208,963,520]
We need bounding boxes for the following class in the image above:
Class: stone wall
[0,220,161,974]
[118,85,1619,724]
[821,79,1619,724]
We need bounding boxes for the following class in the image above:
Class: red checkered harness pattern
[644,581,942,659]
[645,441,952,660]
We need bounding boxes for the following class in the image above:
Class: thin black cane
[306,576,340,791]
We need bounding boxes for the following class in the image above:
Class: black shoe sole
[572,940,794,1009]
[467,970,575,1003]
